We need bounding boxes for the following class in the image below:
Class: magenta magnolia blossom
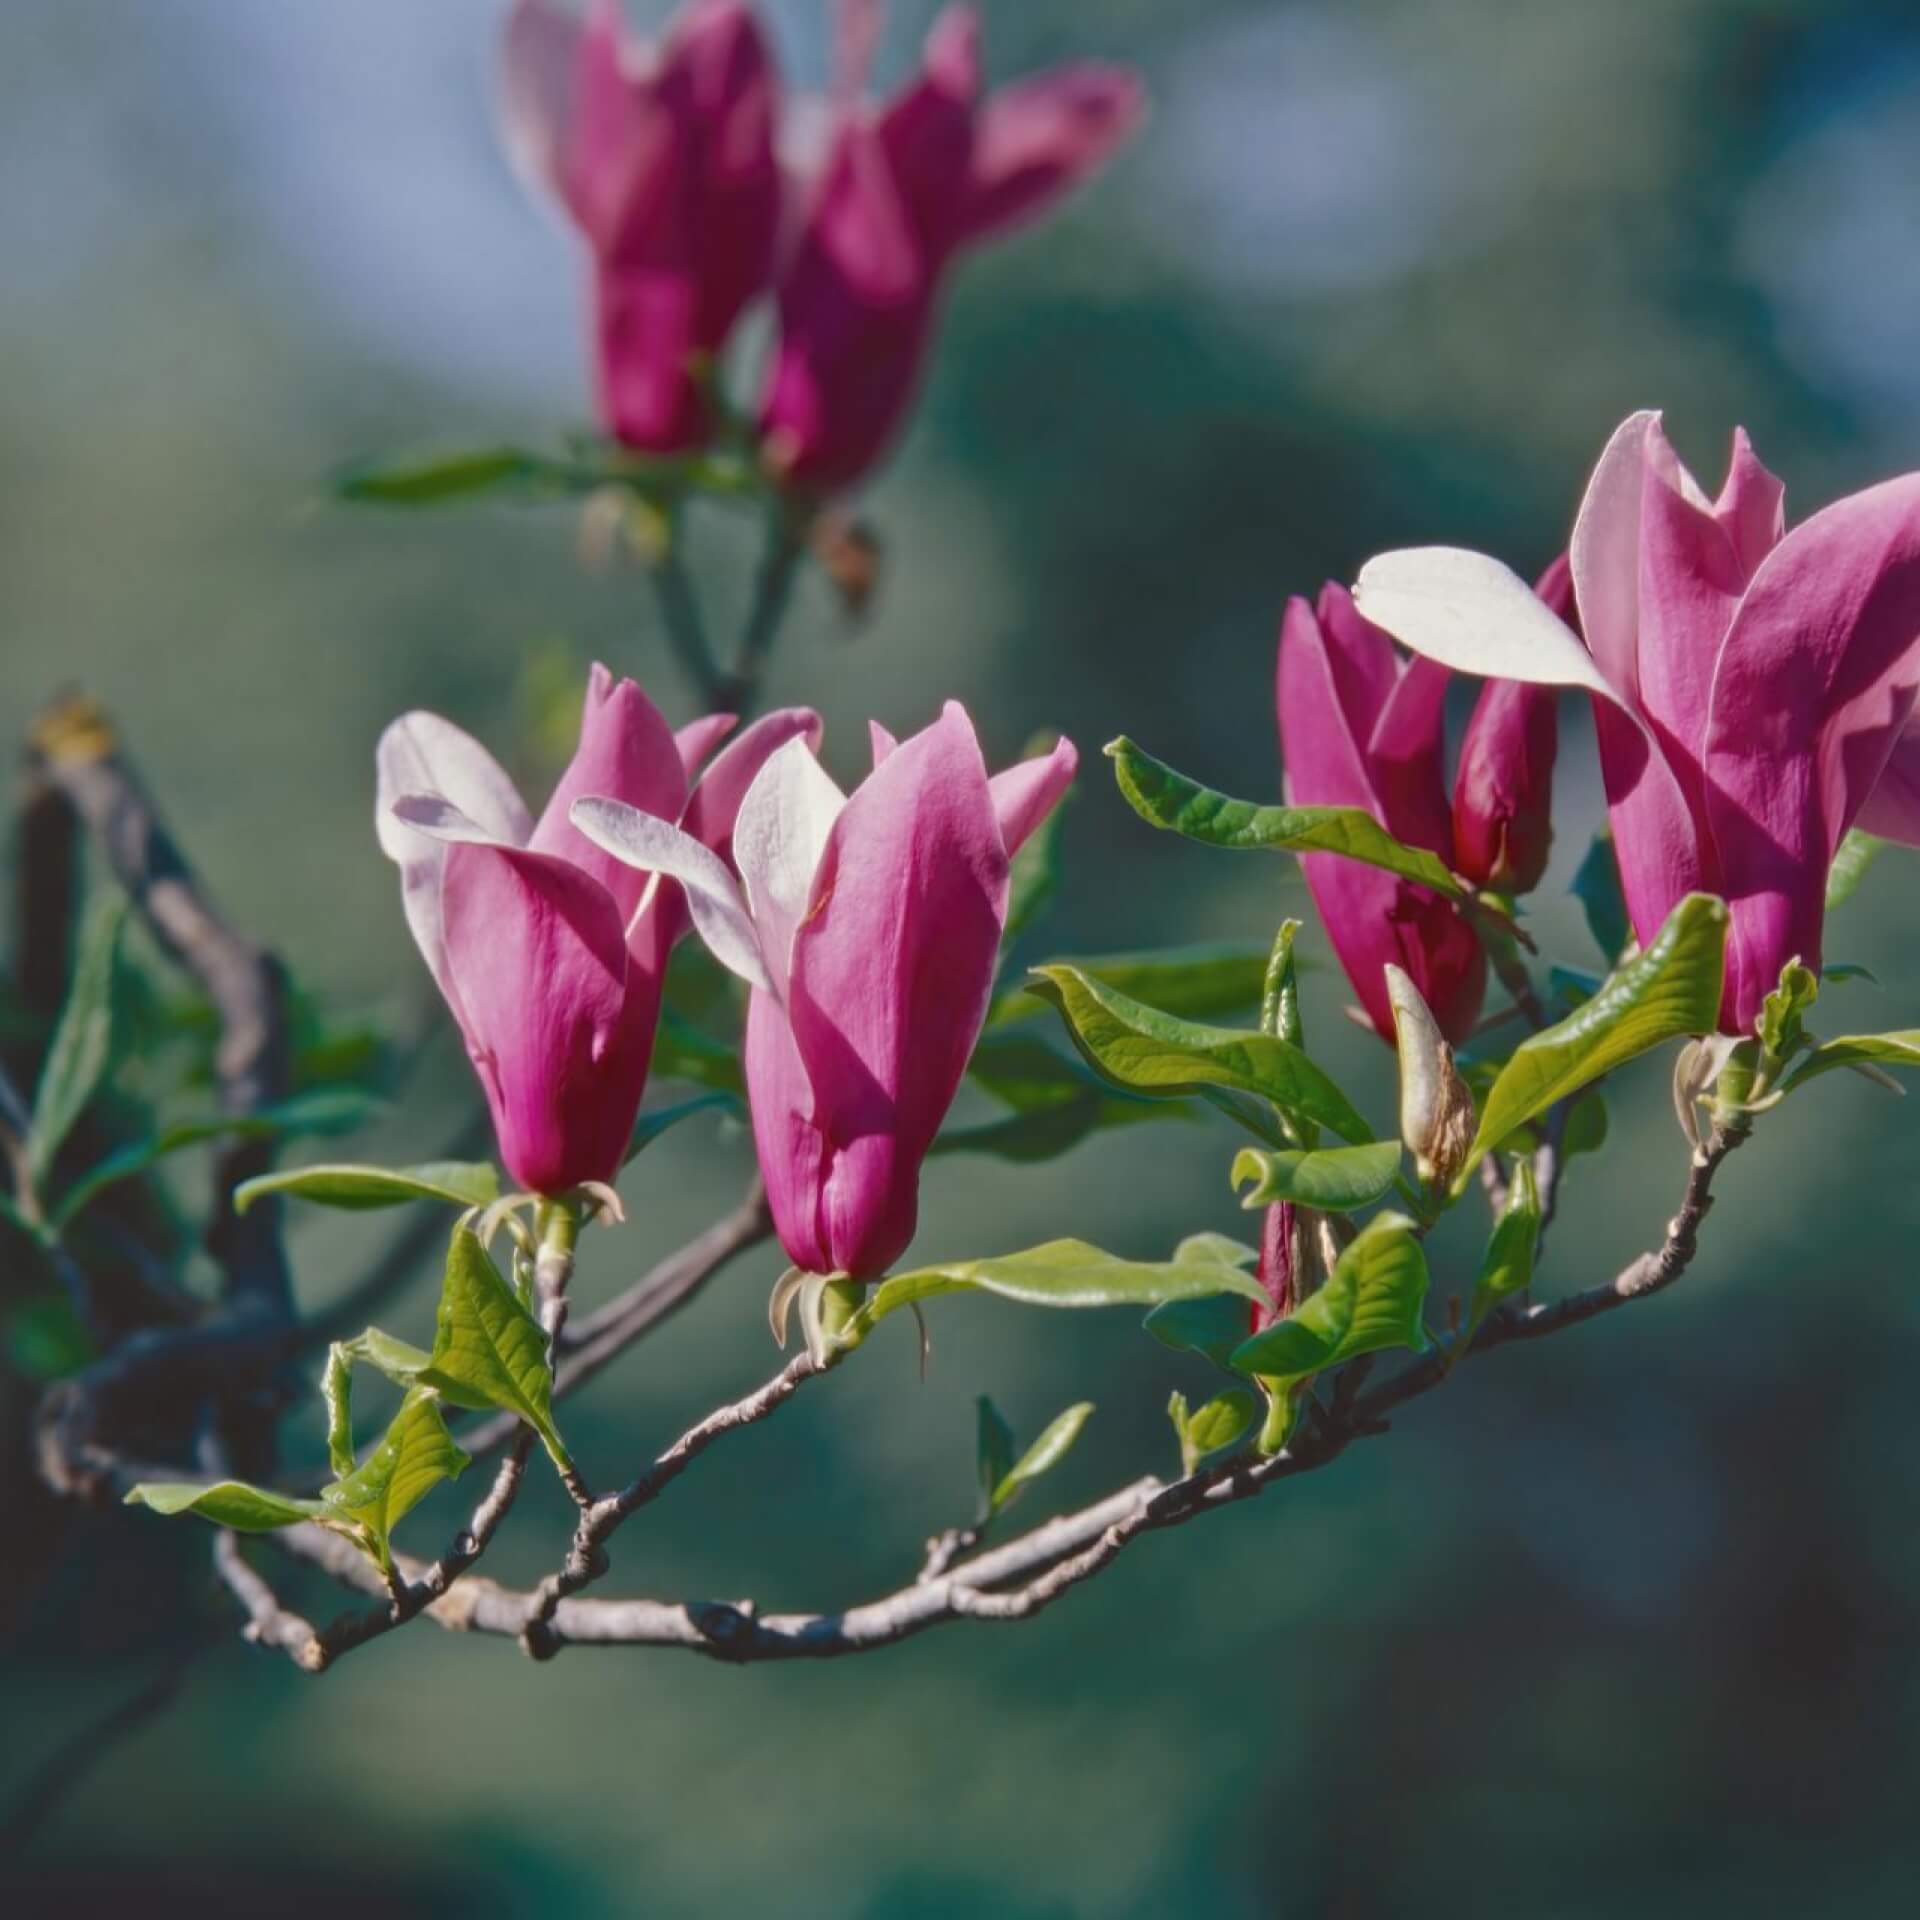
[502,0,781,452]
[759,4,1144,492]
[570,703,1077,1277]
[377,666,817,1193]
[1355,411,1920,1031]
[1278,582,1560,1045]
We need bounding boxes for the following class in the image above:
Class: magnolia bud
[1451,678,1558,894]
[1386,963,1476,1190]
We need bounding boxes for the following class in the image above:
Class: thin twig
[715,514,804,718]
[647,542,727,711]
[212,1529,324,1669]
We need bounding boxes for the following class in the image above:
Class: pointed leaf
[1460,1158,1540,1352]
[125,1479,331,1531]
[1029,965,1375,1145]
[1780,1030,1920,1094]
[976,1396,1016,1512]
[1144,1291,1254,1370]
[320,1388,471,1568]
[27,893,125,1192]
[1230,1140,1403,1212]
[1825,829,1889,912]
[1180,1389,1258,1467]
[416,1227,567,1465]
[1464,893,1727,1182]
[333,445,558,505]
[625,1088,742,1163]
[990,1402,1095,1514]
[1106,737,1465,897]
[1758,960,1818,1062]
[989,943,1274,1030]
[234,1159,501,1215]
[1229,1214,1430,1380]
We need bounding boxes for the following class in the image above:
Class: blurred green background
[6,0,1920,1913]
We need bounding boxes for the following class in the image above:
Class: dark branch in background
[715,516,805,717]
[13,747,78,1024]
[28,694,296,1499]
[259,1126,1746,1666]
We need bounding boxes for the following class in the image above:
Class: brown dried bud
[1386,963,1476,1190]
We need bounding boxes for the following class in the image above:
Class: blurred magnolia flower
[378,665,817,1193]
[1356,411,1920,1032]
[501,0,782,451]
[571,702,1077,1276]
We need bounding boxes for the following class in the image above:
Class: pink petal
[673,711,739,780]
[1703,471,1920,1027]
[1711,427,1787,578]
[1569,410,1660,702]
[1451,678,1559,894]
[680,707,826,859]
[744,986,834,1273]
[956,64,1146,247]
[987,735,1078,857]
[1854,717,1920,848]
[1277,593,1382,819]
[781,701,1008,1276]
[528,665,687,924]
[440,842,654,1194]
[869,718,900,765]
[500,0,585,217]
[591,265,707,451]
[1365,655,1453,859]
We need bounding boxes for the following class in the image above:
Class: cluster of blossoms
[502,0,1144,491]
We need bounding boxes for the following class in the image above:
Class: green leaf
[320,1388,471,1568]
[976,1396,1016,1513]
[1460,1158,1540,1352]
[1822,962,1879,986]
[1562,1091,1609,1162]
[332,445,563,506]
[1107,737,1465,897]
[1758,959,1818,1062]
[1229,1214,1430,1380]
[1571,827,1631,963]
[844,1236,1270,1346]
[1825,829,1889,912]
[1780,1030,1920,1094]
[990,1402,1095,1514]
[1261,920,1306,1048]
[1028,965,1375,1145]
[234,1158,501,1215]
[651,1009,744,1094]
[1172,1232,1258,1269]
[1463,892,1728,1183]
[1230,1140,1403,1212]
[1178,1389,1259,1473]
[988,943,1273,1030]
[125,1479,331,1531]
[1144,1291,1255,1370]
[27,893,125,1192]
[50,1087,379,1230]
[624,1088,741,1162]
[415,1228,567,1466]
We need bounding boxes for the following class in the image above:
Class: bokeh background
[6,0,1920,1913]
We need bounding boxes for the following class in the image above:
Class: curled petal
[732,734,848,994]
[1366,655,1453,858]
[987,735,1078,858]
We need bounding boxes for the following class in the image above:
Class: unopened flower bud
[1386,963,1476,1190]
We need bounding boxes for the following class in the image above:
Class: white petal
[732,737,846,995]
[390,794,512,845]
[375,711,530,862]
[1353,547,1625,704]
[499,0,580,217]
[568,796,771,992]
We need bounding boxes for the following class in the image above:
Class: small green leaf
[1229,1214,1430,1381]
[1825,829,1889,912]
[27,893,125,1192]
[126,1479,331,1532]
[1028,965,1375,1145]
[1181,1389,1259,1471]
[320,1388,471,1569]
[977,1395,1015,1513]
[1144,1292,1257,1371]
[416,1228,567,1467]
[624,1089,741,1162]
[1821,962,1879,986]
[1562,1091,1609,1162]
[333,445,557,505]
[1758,959,1817,1062]
[1571,826,1631,963]
[322,1342,357,1480]
[1460,1158,1540,1353]
[1780,1030,1920,1094]
[1261,919,1306,1048]
[50,1087,379,1230]
[988,943,1274,1030]
[990,1402,1095,1514]
[1464,893,1728,1183]
[1230,1140,1403,1212]
[845,1236,1270,1345]
[234,1159,501,1215]
[1106,738,1465,897]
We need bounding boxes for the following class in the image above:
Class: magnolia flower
[501,0,782,452]
[377,666,817,1193]
[570,702,1077,1277]
[1279,581,1564,1045]
[1354,411,1920,1031]
[759,3,1144,492]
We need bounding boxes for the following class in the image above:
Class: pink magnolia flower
[759,4,1145,493]
[1278,581,1561,1045]
[377,666,818,1193]
[570,702,1077,1276]
[1354,411,1920,1031]
[501,0,781,452]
